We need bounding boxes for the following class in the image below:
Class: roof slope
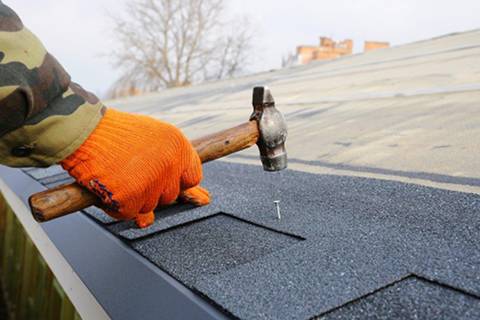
[25,161,480,319]
[17,30,480,319]
[109,29,480,195]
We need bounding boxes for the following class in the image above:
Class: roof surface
[18,30,480,319]
[109,28,480,195]
[24,161,480,319]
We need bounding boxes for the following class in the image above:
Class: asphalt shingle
[24,156,480,320]
[316,276,480,320]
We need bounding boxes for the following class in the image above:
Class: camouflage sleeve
[0,2,105,167]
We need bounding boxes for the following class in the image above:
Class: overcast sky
[7,0,480,97]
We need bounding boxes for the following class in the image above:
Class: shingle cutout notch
[132,213,304,286]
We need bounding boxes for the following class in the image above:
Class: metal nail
[274,200,281,220]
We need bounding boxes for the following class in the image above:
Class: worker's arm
[0,2,209,228]
[0,2,104,167]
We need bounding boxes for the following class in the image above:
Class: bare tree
[108,0,252,97]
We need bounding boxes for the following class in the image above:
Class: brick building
[287,37,390,66]
[297,37,353,64]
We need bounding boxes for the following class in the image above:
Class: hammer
[29,87,288,223]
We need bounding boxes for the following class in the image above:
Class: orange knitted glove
[60,109,210,228]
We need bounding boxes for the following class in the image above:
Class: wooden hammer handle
[29,121,259,222]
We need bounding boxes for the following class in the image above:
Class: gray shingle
[316,276,480,320]
[132,213,302,286]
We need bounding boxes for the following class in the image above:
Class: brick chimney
[319,37,334,48]
[364,41,390,52]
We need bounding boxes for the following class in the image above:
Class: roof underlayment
[15,29,480,318]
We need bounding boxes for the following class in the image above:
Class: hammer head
[251,87,288,171]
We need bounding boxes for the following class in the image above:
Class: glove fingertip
[135,211,155,229]
[179,186,211,206]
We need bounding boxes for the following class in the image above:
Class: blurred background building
[283,36,390,67]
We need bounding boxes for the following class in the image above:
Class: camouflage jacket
[0,2,104,167]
